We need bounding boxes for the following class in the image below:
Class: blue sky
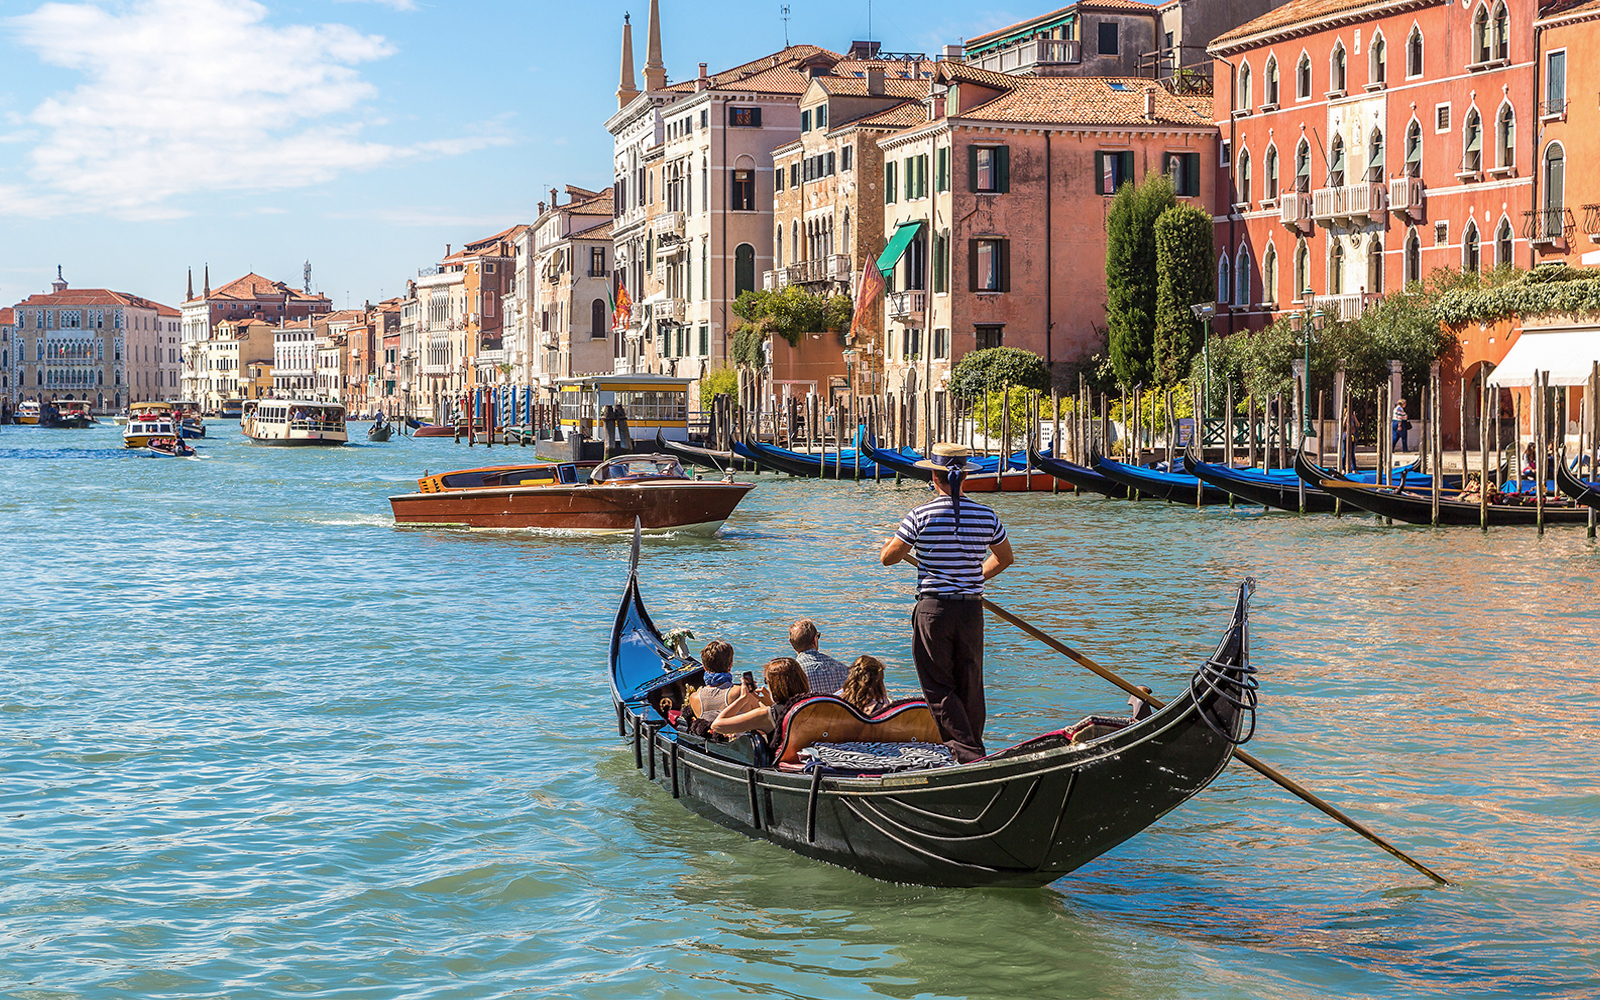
[0,0,1039,310]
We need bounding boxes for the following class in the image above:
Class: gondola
[404,416,426,430]
[609,527,1259,888]
[367,420,393,442]
[1026,447,1124,497]
[655,430,757,473]
[1295,452,1593,525]
[1186,450,1342,512]
[861,438,1059,492]
[1093,452,1235,505]
[1555,459,1600,512]
[732,438,898,480]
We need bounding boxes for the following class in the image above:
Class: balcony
[654,299,685,324]
[1312,182,1387,226]
[651,211,685,240]
[762,268,792,291]
[1583,204,1600,241]
[1317,292,1378,321]
[968,36,1080,75]
[1523,208,1574,247]
[1389,177,1425,219]
[588,266,609,278]
[887,290,927,323]
[1541,98,1568,122]
[783,254,854,286]
[1279,192,1313,233]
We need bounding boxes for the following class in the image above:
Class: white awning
[1485,327,1600,387]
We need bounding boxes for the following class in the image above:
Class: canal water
[2,423,1596,1000]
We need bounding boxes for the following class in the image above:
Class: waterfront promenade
[2,422,1596,999]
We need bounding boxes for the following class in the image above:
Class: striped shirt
[895,495,1007,596]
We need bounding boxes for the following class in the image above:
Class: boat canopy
[1486,327,1600,387]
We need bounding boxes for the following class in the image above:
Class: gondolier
[880,443,1014,762]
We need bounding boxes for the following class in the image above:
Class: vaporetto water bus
[123,401,178,448]
[240,399,348,446]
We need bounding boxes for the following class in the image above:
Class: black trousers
[911,597,986,763]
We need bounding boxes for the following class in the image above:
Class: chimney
[551,187,560,207]
[445,244,451,256]
[1143,86,1157,119]
[943,44,965,61]
[866,67,885,96]
[538,201,546,215]
[696,62,709,92]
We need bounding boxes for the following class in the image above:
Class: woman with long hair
[838,655,890,716]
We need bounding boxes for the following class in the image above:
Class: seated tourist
[1456,473,1483,504]
[710,657,811,737]
[687,640,737,719]
[836,655,891,716]
[788,618,848,693]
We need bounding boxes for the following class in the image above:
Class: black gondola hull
[732,439,895,480]
[1555,461,1600,512]
[656,430,757,472]
[1093,454,1234,505]
[1186,452,1341,513]
[609,541,1256,888]
[1296,452,1593,525]
[1026,448,1122,497]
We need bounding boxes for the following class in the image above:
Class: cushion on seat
[769,696,942,765]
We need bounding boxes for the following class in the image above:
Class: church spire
[617,14,639,109]
[643,0,666,91]
[187,267,194,301]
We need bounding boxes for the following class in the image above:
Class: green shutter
[1184,153,1200,196]
[996,146,1010,192]
[921,155,929,197]
[885,162,896,204]
[935,148,948,191]
[934,231,949,293]
[1094,152,1107,194]
[905,158,914,200]
[968,146,980,192]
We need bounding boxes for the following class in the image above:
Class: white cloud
[0,0,473,219]
[336,0,420,10]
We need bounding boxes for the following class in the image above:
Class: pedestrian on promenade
[1342,406,1362,472]
[879,443,1014,763]
[1391,398,1409,453]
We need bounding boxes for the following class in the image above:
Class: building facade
[9,273,180,410]
[526,187,616,382]
[181,270,331,402]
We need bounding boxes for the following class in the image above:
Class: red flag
[850,259,885,341]
[611,280,633,333]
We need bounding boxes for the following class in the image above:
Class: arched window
[591,298,606,338]
[1295,239,1311,300]
[1265,56,1280,106]
[775,223,784,267]
[1239,62,1252,111]
[734,243,756,297]
[1473,6,1491,64]
[1265,144,1280,199]
[1329,135,1346,187]
[1236,246,1251,305]
[1407,27,1424,77]
[1368,128,1385,182]
[1463,220,1481,272]
[842,208,851,248]
[1263,244,1279,304]
[1329,240,1345,293]
[1218,252,1232,304]
[1237,149,1251,206]
[792,225,800,263]
[1542,142,1565,238]
[1368,234,1384,293]
[1496,216,1514,265]
[1297,53,1312,99]
[1370,31,1387,85]
[1295,139,1312,192]
[1463,109,1483,174]
[1496,103,1515,168]
[1330,42,1347,94]
[1405,119,1423,177]
[1493,2,1510,61]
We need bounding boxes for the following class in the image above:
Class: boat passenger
[836,655,890,716]
[788,618,848,693]
[687,640,737,719]
[1456,473,1483,503]
[710,657,810,737]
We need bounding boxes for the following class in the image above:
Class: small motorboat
[368,419,393,442]
[147,436,196,458]
[389,454,754,533]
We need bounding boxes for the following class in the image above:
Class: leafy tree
[731,287,852,346]
[948,346,1052,400]
[730,324,766,368]
[1105,173,1176,388]
[1152,204,1215,386]
[697,367,737,406]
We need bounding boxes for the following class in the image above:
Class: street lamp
[1189,301,1216,429]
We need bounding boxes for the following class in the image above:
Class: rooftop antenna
[868,0,872,43]
[781,4,790,47]
[303,261,312,294]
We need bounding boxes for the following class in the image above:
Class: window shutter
[999,240,1011,292]
[996,146,1010,192]
[968,240,979,291]
[920,155,929,196]
[827,151,835,174]
[1094,152,1107,194]
[801,109,811,132]
[905,158,914,200]
[968,146,980,192]
[751,108,762,127]
[886,162,896,204]
[1185,153,1200,196]
[1119,152,1135,190]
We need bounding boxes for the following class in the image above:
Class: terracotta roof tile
[812,76,931,99]
[1211,0,1438,50]
[935,61,1019,90]
[833,100,930,131]
[0,307,14,325]
[14,288,173,309]
[1539,0,1600,20]
[662,48,935,97]
[960,77,1212,127]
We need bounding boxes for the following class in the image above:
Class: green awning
[875,220,926,274]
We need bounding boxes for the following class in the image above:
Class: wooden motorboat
[16,400,41,425]
[389,454,754,533]
[1296,452,1591,526]
[146,436,196,458]
[170,400,206,438]
[609,529,1258,888]
[241,399,348,446]
[367,419,393,442]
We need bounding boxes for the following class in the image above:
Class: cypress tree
[1152,203,1216,386]
[1105,173,1176,388]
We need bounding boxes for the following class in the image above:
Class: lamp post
[1190,301,1216,436]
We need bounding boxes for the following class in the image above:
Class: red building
[1208,0,1537,334]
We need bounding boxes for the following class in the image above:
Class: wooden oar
[901,556,1451,885]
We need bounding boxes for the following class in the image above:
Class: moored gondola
[1026,447,1123,497]
[1555,459,1600,512]
[1187,451,1343,513]
[1093,452,1234,505]
[1295,451,1592,525]
[655,430,757,473]
[609,528,1259,888]
[732,438,897,479]
[863,438,1059,492]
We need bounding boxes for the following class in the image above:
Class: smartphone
[741,671,756,690]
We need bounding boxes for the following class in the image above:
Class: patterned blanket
[798,741,954,772]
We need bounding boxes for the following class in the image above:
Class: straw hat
[913,442,973,473]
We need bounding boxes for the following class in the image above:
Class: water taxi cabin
[556,375,693,442]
